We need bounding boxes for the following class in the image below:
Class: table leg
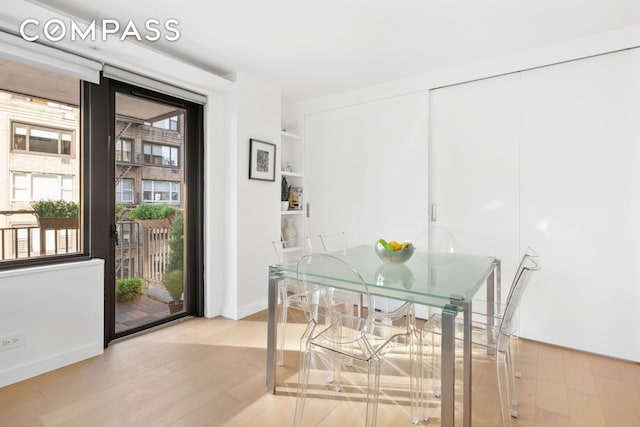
[441,306,457,427]
[487,263,496,356]
[266,265,280,394]
[458,299,472,427]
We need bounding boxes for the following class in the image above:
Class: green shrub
[31,200,79,218]
[128,204,176,220]
[163,269,183,302]
[167,213,183,272]
[116,277,144,302]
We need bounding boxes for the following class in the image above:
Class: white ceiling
[30,0,640,103]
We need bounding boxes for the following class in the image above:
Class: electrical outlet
[0,332,25,351]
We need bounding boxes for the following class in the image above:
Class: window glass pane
[155,181,170,192]
[61,140,71,155]
[11,173,29,201]
[116,178,134,203]
[171,182,180,201]
[29,129,59,154]
[162,146,171,165]
[13,173,28,187]
[2,59,81,262]
[123,140,131,162]
[13,125,27,150]
[143,146,151,163]
[171,147,178,166]
[117,139,132,162]
[61,176,73,200]
[32,175,60,200]
[116,140,123,161]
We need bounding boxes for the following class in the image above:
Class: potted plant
[163,213,184,313]
[163,269,184,313]
[31,199,79,230]
[116,277,145,302]
[128,203,176,229]
[115,203,127,221]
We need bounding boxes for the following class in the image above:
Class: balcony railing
[115,220,172,286]
[1,212,172,289]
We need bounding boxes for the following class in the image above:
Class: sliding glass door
[93,79,204,343]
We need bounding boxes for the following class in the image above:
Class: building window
[116,138,133,162]
[152,115,179,131]
[10,172,74,202]
[143,142,179,167]
[116,178,134,204]
[142,180,180,203]
[12,123,74,156]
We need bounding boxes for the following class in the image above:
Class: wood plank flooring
[0,310,638,426]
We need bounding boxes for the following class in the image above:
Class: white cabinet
[280,130,305,248]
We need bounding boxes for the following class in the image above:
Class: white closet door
[429,73,521,299]
[305,93,428,245]
[519,49,640,361]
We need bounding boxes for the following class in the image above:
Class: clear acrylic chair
[318,231,363,313]
[420,253,540,425]
[272,238,353,367]
[318,231,348,255]
[294,253,416,427]
[413,225,456,257]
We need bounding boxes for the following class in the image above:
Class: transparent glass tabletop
[274,245,496,308]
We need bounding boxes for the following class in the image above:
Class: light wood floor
[0,311,638,426]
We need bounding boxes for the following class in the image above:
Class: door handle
[111,224,119,246]
[430,202,437,222]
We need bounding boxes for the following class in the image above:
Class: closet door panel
[519,49,640,361]
[429,74,521,298]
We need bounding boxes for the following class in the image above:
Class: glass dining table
[266,245,499,427]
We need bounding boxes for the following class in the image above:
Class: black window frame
[0,82,89,271]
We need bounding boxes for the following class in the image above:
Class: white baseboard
[0,342,103,387]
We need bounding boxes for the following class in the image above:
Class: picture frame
[249,138,276,181]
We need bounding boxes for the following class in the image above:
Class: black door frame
[85,75,204,347]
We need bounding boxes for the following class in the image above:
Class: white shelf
[280,125,304,247]
[281,130,303,140]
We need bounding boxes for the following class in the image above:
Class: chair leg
[496,343,514,426]
[331,355,342,391]
[505,338,519,415]
[410,328,423,424]
[365,357,381,427]
[294,347,312,427]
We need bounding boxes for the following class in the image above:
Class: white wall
[221,72,281,319]
[0,259,104,387]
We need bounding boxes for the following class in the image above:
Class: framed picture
[249,138,276,181]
